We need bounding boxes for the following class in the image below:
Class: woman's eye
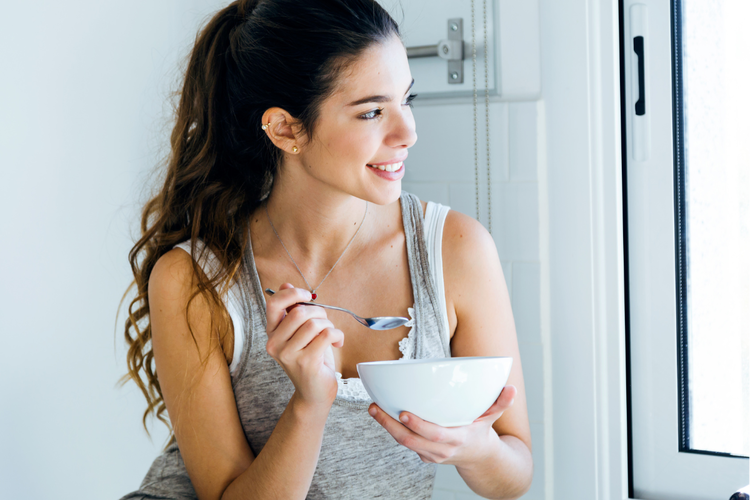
[359,94,417,120]
[360,108,383,120]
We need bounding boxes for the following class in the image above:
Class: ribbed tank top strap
[400,191,451,359]
[228,225,269,385]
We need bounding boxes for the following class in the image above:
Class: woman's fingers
[302,326,345,360]
[262,285,345,406]
[266,305,328,358]
[396,411,462,446]
[265,283,313,331]
[368,404,447,459]
[284,317,336,352]
[474,385,517,422]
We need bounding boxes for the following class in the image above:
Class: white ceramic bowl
[357,356,513,427]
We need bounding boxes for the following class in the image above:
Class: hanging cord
[471,0,492,234]
[483,0,491,235]
[472,0,479,224]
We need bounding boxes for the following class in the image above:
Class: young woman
[120,0,533,498]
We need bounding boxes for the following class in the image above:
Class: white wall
[0,1,225,498]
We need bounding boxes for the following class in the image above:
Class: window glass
[681,0,750,457]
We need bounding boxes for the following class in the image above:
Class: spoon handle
[264,289,368,327]
[298,302,369,326]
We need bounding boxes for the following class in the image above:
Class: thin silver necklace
[264,200,369,301]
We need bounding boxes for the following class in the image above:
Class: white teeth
[368,161,403,172]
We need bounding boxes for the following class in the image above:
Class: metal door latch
[406,18,466,84]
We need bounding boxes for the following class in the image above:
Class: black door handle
[634,35,646,116]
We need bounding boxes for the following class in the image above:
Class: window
[622,0,749,497]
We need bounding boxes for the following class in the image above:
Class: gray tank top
[121,192,451,500]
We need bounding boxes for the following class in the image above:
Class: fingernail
[369,407,377,417]
[400,414,409,423]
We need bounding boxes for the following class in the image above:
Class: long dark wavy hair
[121,0,400,437]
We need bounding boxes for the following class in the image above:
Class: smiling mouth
[366,161,403,172]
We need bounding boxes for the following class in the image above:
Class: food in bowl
[357,356,513,427]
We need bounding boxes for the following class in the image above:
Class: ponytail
[120,0,261,440]
[121,0,400,440]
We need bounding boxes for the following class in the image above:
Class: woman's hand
[368,385,518,466]
[265,283,344,408]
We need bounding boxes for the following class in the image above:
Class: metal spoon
[264,289,410,330]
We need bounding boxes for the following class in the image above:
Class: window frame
[621,0,750,497]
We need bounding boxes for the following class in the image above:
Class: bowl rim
[357,355,512,367]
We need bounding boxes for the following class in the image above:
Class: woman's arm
[150,251,342,500]
[369,210,533,499]
[443,210,533,497]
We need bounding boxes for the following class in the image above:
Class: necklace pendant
[265,201,368,307]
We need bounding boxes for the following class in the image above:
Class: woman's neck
[260,170,372,269]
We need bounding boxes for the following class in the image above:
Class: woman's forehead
[328,36,413,107]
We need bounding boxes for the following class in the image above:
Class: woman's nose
[386,109,418,149]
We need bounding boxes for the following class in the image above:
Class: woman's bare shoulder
[442,209,498,267]
[150,245,224,301]
[149,247,235,360]
[148,248,214,351]
[440,208,506,329]
[149,247,196,297]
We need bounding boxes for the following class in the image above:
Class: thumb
[279,283,301,313]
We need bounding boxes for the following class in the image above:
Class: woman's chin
[360,183,402,206]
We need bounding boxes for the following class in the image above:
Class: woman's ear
[261,107,306,154]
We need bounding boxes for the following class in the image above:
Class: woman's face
[294,35,417,206]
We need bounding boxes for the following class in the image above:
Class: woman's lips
[366,161,405,180]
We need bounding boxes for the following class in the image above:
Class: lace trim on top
[397,306,417,359]
[335,305,416,403]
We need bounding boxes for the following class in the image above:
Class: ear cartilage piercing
[261,122,270,130]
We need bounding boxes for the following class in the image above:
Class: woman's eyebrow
[346,78,415,106]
